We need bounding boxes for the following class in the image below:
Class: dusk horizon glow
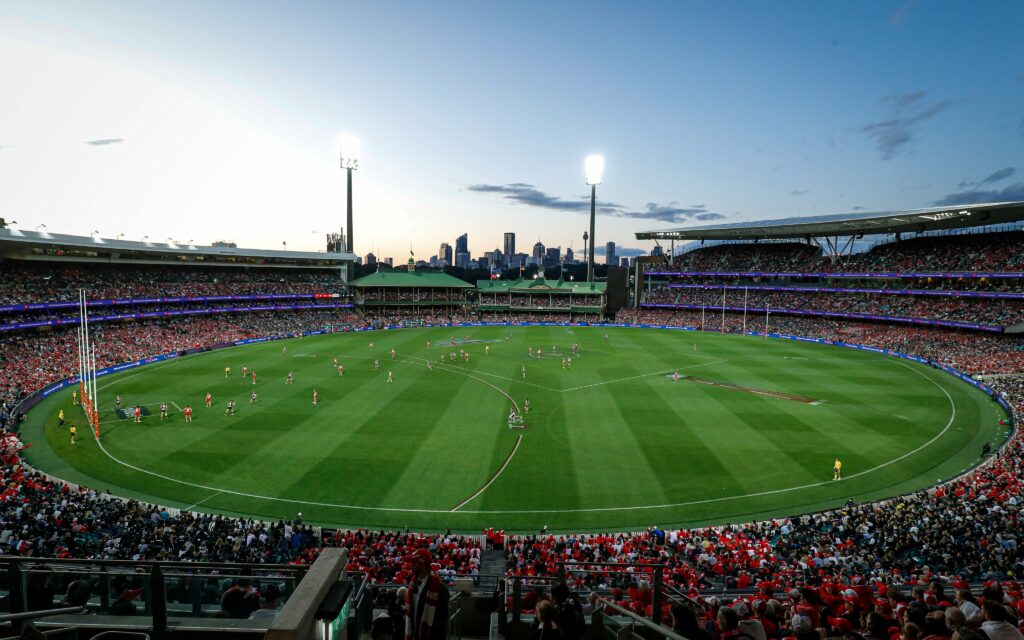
[1,1,1022,263]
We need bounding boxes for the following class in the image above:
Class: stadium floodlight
[585,155,604,186]
[584,155,604,282]
[339,134,361,276]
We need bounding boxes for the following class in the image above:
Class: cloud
[466,183,726,223]
[789,190,810,196]
[84,138,124,146]
[593,245,646,257]
[930,182,1024,206]
[957,167,1016,189]
[980,167,1016,185]
[860,92,954,160]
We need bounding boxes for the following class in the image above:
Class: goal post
[77,289,100,438]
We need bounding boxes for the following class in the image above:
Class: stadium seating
[1,251,1023,640]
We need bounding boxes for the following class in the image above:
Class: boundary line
[449,436,523,512]
[184,490,223,511]
[88,355,960,515]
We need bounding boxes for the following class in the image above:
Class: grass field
[21,325,1009,532]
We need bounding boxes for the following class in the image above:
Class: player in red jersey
[133,405,142,423]
[338,365,344,377]
[251,371,257,385]
[205,392,212,407]
[312,388,319,405]
[184,405,193,423]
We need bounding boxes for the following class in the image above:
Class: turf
[21,325,1009,532]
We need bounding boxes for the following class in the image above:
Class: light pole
[339,134,361,280]
[584,155,604,283]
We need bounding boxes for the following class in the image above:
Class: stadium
[3,201,1024,637]
[3,3,1024,640]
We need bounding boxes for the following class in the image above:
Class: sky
[0,1,1022,261]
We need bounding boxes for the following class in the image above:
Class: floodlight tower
[339,134,361,279]
[584,155,604,283]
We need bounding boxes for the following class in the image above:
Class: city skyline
[1,1,1022,259]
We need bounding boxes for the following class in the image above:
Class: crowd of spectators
[642,288,1024,327]
[671,243,821,272]
[0,263,345,304]
[669,232,1024,274]
[359,289,468,302]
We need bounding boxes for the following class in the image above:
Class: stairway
[477,549,506,592]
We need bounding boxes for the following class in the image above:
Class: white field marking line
[97,359,180,392]
[184,490,224,511]
[449,435,523,512]
[559,359,729,393]
[169,401,183,412]
[88,340,959,515]
[401,353,556,396]
[399,355,523,413]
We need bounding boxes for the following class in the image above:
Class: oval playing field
[22,325,1008,531]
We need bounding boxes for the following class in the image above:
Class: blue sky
[0,1,1022,259]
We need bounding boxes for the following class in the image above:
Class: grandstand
[2,212,1024,640]
[476,277,605,321]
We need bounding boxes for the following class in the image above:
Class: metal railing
[592,596,686,640]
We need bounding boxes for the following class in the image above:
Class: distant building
[605,241,617,266]
[384,257,393,267]
[212,240,237,248]
[620,257,629,268]
[365,252,377,266]
[544,246,560,267]
[439,242,452,266]
[478,256,489,270]
[508,252,528,269]
[533,242,544,260]
[455,234,469,261]
[651,245,664,257]
[504,232,516,258]
[485,249,503,268]
[456,252,470,269]
[565,247,575,263]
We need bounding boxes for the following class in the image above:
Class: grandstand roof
[635,201,1024,241]
[349,270,473,288]
[0,228,355,266]
[476,277,606,293]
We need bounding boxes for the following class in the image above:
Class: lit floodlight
[339,134,361,170]
[585,155,604,185]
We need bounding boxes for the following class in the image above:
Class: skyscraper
[606,241,617,266]
[504,232,516,258]
[455,233,469,260]
[533,241,544,260]
[439,242,452,266]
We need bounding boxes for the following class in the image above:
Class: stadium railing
[590,596,684,640]
[0,549,350,640]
